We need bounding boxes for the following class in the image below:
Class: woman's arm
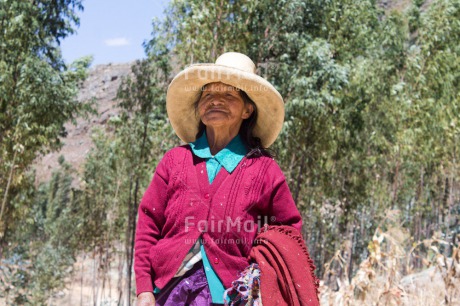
[134,152,171,296]
[137,292,156,305]
[264,159,302,231]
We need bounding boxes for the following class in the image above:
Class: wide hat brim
[166,63,284,148]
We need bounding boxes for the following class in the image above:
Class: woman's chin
[204,120,242,130]
[202,114,230,125]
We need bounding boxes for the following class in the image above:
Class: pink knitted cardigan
[134,145,302,295]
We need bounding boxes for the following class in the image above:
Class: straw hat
[166,52,284,148]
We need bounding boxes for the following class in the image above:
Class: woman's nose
[210,95,225,105]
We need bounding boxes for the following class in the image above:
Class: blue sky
[61,0,167,66]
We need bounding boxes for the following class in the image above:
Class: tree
[0,0,93,243]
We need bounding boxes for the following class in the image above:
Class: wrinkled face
[197,82,253,130]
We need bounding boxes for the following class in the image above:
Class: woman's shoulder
[248,154,284,174]
[165,144,191,156]
[251,156,289,188]
[160,145,192,164]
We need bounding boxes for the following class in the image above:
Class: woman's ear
[242,104,254,119]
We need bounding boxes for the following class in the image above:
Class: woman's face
[197,82,253,130]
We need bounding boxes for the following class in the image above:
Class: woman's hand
[137,292,156,306]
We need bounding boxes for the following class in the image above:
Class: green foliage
[0,0,93,239]
[27,159,82,304]
[1,158,84,304]
[162,0,253,64]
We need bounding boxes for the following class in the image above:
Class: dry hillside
[33,62,133,187]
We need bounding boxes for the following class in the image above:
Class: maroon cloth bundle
[249,225,320,306]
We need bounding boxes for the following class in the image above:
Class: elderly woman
[135,52,303,305]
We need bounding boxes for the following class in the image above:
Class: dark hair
[193,84,273,158]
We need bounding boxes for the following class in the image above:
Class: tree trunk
[0,150,17,245]
[124,178,134,306]
[92,247,98,306]
[80,253,85,306]
[294,157,306,203]
[347,223,355,283]
[127,177,140,305]
[117,246,124,306]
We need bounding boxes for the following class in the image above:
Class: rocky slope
[33,62,133,186]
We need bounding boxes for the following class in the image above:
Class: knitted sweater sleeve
[265,159,303,232]
[134,151,171,295]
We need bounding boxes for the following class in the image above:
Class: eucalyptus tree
[115,55,174,304]
[0,0,92,243]
[393,0,460,249]
[161,0,253,65]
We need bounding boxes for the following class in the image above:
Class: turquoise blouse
[154,131,247,304]
[189,131,247,304]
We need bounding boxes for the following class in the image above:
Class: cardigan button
[204,193,210,199]
[214,258,219,264]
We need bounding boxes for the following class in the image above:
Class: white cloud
[104,37,130,47]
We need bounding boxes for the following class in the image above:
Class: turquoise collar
[189,131,247,173]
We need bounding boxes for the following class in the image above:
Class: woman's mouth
[206,108,227,114]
